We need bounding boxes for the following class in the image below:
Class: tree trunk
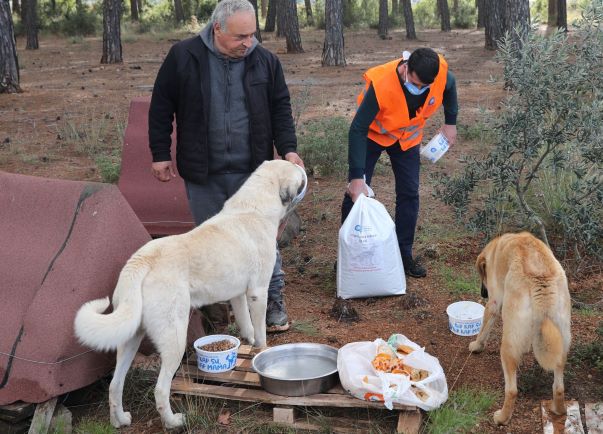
[547,0,557,28]
[101,0,122,64]
[437,0,451,32]
[392,0,399,16]
[304,0,314,26]
[265,0,275,31]
[556,0,567,31]
[19,0,26,22]
[130,0,139,21]
[276,0,285,38]
[453,0,458,13]
[25,0,38,49]
[378,0,388,39]
[249,0,262,42]
[11,0,19,16]
[401,0,416,39]
[476,0,485,28]
[137,0,143,18]
[322,0,345,66]
[173,0,184,23]
[505,0,530,42]
[484,0,504,50]
[261,0,266,18]
[1,0,20,93]
[283,0,303,52]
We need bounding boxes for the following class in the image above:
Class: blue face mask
[404,67,431,95]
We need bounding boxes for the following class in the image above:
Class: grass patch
[95,148,121,183]
[291,319,319,337]
[74,417,116,434]
[437,264,480,295]
[424,386,497,434]
[569,321,603,375]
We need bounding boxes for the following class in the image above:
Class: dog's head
[256,160,307,215]
[476,236,501,299]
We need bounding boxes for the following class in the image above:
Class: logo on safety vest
[428,97,435,105]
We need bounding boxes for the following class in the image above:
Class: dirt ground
[1,26,602,433]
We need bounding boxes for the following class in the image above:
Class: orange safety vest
[357,54,448,150]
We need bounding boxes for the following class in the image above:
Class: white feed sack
[337,194,406,299]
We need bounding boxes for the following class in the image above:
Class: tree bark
[11,0,19,15]
[401,0,416,39]
[249,0,262,42]
[392,0,399,16]
[476,0,485,28]
[556,0,567,31]
[304,0,314,26]
[283,0,303,52]
[547,0,557,27]
[19,0,26,22]
[101,0,122,64]
[484,0,505,50]
[0,0,21,93]
[25,0,37,49]
[437,0,451,32]
[261,0,266,18]
[505,0,530,42]
[378,0,388,39]
[173,0,185,23]
[265,0,276,31]
[452,0,458,13]
[130,0,139,21]
[322,0,345,66]
[276,0,286,38]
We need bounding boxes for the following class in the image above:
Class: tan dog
[74,160,305,429]
[469,232,571,425]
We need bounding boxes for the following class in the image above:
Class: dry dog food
[199,339,236,352]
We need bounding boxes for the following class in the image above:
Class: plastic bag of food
[337,194,406,299]
[338,334,448,411]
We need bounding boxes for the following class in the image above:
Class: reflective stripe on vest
[357,55,448,150]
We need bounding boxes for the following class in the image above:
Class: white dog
[74,160,306,429]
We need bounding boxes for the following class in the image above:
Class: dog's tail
[74,258,150,351]
[533,317,566,371]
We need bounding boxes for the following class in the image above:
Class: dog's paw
[468,340,484,353]
[164,412,185,429]
[493,409,511,425]
[110,411,132,428]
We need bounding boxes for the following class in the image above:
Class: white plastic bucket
[193,335,240,373]
[420,133,449,163]
[446,301,484,336]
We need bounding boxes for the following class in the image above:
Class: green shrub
[433,4,603,261]
[452,0,476,29]
[298,116,349,177]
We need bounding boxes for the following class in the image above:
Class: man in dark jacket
[148,0,304,331]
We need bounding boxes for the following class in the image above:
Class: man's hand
[346,178,369,202]
[440,124,457,146]
[151,161,176,182]
[284,152,305,169]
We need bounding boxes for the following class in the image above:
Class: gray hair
[211,0,255,31]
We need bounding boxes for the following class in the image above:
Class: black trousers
[341,139,421,257]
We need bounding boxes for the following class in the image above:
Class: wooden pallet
[172,345,421,433]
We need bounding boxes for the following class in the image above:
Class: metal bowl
[252,343,339,396]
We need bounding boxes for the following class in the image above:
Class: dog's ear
[476,253,486,280]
